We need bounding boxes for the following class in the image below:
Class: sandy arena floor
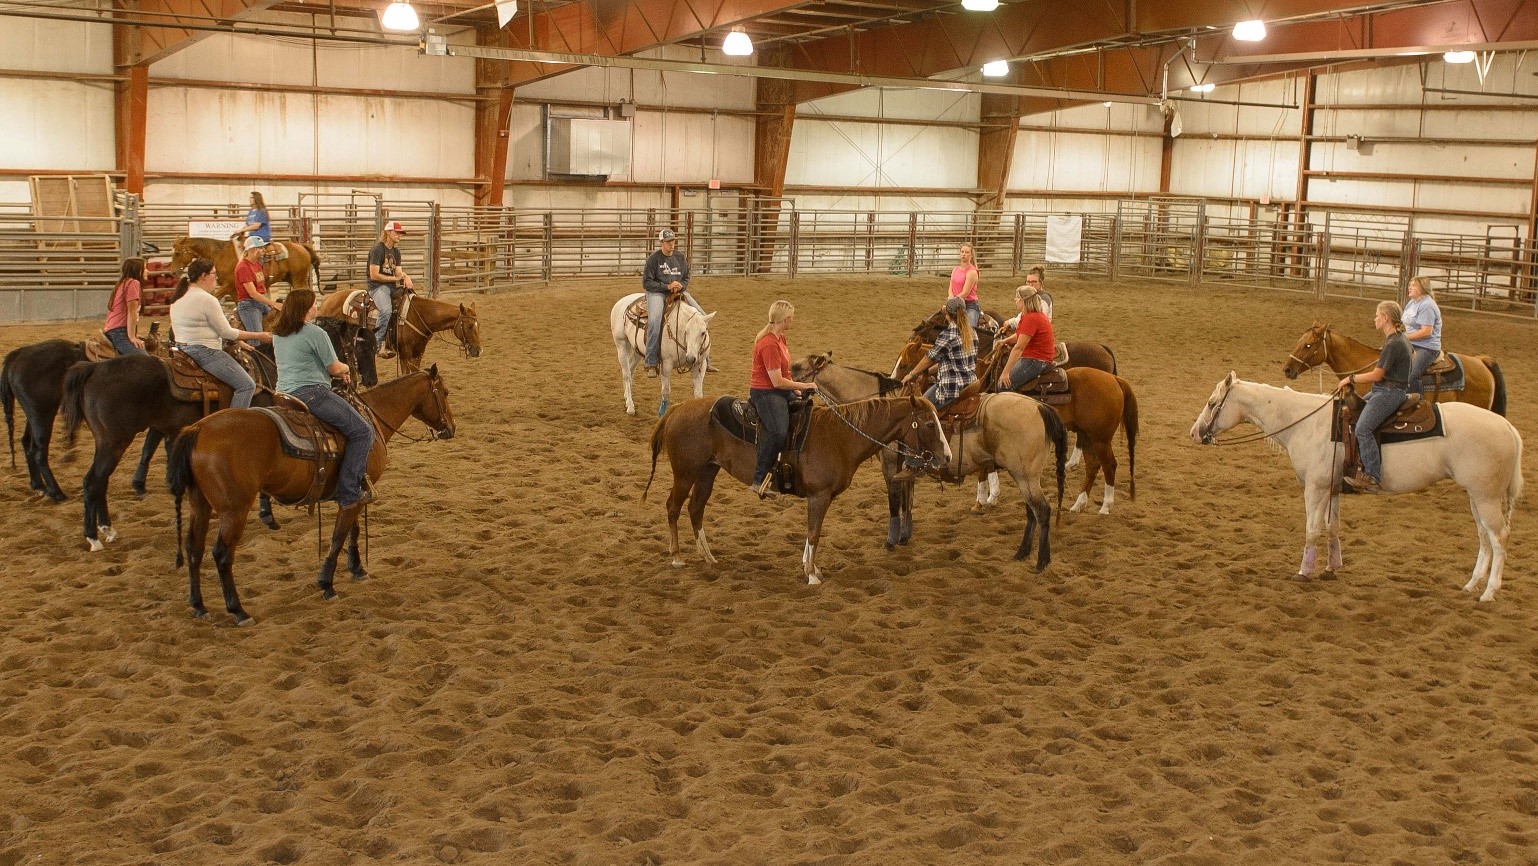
[2,273,1537,865]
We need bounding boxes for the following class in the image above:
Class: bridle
[354,371,453,444]
[1198,379,1336,446]
[664,303,710,370]
[1288,326,1374,377]
[815,395,940,470]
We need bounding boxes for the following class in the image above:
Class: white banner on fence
[1045,215,1083,264]
[188,220,245,241]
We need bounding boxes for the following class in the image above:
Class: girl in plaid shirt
[901,296,976,411]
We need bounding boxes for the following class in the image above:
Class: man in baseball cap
[368,221,415,357]
[640,228,715,375]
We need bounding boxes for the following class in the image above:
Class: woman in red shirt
[997,285,1054,391]
[103,257,147,356]
[749,300,819,499]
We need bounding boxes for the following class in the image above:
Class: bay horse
[170,236,320,300]
[62,348,281,551]
[643,394,951,584]
[1282,321,1506,415]
[909,307,1120,376]
[317,290,482,375]
[610,292,714,417]
[3,329,167,502]
[1190,373,1523,601]
[167,366,455,625]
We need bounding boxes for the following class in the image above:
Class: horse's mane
[815,394,904,430]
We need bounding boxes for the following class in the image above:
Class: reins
[1202,388,1337,446]
[812,393,935,465]
[351,372,450,444]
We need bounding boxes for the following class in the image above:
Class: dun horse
[643,395,950,584]
[317,290,481,375]
[1191,373,1523,601]
[1282,321,1506,415]
[610,292,714,417]
[170,236,320,299]
[167,367,455,625]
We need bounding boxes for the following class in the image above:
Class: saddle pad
[1331,398,1445,444]
[341,290,377,327]
[251,407,344,460]
[710,395,812,452]
[1423,355,1465,392]
[165,350,229,404]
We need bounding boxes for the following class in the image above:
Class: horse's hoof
[1097,506,1112,516]
[1318,569,1338,581]
[47,492,67,504]
[236,615,256,626]
[1033,561,1049,574]
[261,517,280,531]
[99,526,118,543]
[132,486,148,499]
[350,571,368,582]
[671,558,685,568]
[626,407,636,416]
[884,540,897,551]
[86,538,104,553]
[970,502,986,514]
[806,573,822,586]
[1291,572,1311,582]
[191,609,209,620]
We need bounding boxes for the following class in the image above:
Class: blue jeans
[1408,346,1438,394]
[923,382,956,412]
[292,384,375,506]
[180,344,255,409]
[964,300,981,331]
[236,299,268,347]
[1355,385,1407,482]
[369,285,393,347]
[1005,357,1049,391]
[750,388,789,486]
[644,290,705,368]
[104,327,146,356]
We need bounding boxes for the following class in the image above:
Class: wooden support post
[1292,72,1318,280]
[473,26,514,208]
[114,64,149,196]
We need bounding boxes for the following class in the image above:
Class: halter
[814,394,938,470]
[1287,326,1375,378]
[1198,380,1337,446]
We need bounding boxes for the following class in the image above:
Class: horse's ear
[459,303,467,315]
[703,311,717,322]
[1310,318,1327,330]
[1226,371,1237,384]
[826,350,833,361]
[428,363,439,378]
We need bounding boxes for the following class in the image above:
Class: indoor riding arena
[3,2,1538,864]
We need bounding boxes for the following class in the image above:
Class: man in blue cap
[641,228,714,375]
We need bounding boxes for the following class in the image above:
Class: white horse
[610,292,714,417]
[1189,373,1523,601]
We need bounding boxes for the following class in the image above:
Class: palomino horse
[789,355,1067,567]
[610,292,714,417]
[170,236,320,299]
[62,348,281,551]
[167,367,455,625]
[317,290,481,375]
[643,395,951,584]
[1282,321,1506,415]
[1190,374,1523,601]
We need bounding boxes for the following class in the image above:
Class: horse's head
[169,237,196,272]
[912,309,947,342]
[679,307,714,370]
[455,303,482,358]
[1190,372,1240,445]
[791,351,833,384]
[891,335,928,379]
[899,395,952,471]
[412,364,455,439]
[1282,321,1330,380]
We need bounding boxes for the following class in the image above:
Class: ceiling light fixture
[722,26,754,56]
[1191,82,1216,93]
[1443,50,1476,64]
[961,0,1000,11]
[380,0,419,30]
[1103,101,1113,108]
[1231,19,1267,42]
[981,60,1009,77]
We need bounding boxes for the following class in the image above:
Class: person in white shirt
[169,257,271,409]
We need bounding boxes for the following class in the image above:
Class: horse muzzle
[466,346,482,359]
[436,426,456,440]
[1282,365,1300,380]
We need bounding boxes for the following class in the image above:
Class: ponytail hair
[755,300,795,342]
[1376,300,1405,332]
[173,257,216,302]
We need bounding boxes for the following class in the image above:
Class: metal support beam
[473,26,514,207]
[114,64,149,195]
[114,0,285,67]
[976,94,1019,212]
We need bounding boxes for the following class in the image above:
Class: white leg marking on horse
[1327,538,1343,571]
[803,540,822,585]
[696,529,717,565]
[1299,545,1318,577]
[1097,483,1114,515]
[1069,492,1089,513]
[86,537,104,553]
[100,525,118,543]
[1066,446,1082,469]
[987,472,1000,505]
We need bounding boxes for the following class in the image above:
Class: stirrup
[754,476,777,500]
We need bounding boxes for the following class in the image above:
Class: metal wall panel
[786,120,977,189]
[0,79,116,171]
[519,46,754,110]
[800,89,979,124]
[1008,131,1161,193]
[2,16,112,73]
[1171,139,1295,201]
[630,111,753,183]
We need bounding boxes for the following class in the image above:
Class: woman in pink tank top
[948,244,981,329]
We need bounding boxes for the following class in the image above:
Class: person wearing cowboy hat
[368,220,415,358]
[998,283,1054,392]
[235,235,280,346]
[641,228,715,377]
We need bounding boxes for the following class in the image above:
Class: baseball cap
[944,296,965,315]
[382,220,406,234]
[658,229,677,242]
[242,236,268,252]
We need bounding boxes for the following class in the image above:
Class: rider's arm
[126,297,143,347]
[641,253,666,294]
[767,366,816,391]
[1405,323,1432,341]
[326,359,350,378]
[959,268,977,299]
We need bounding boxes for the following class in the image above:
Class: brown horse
[909,308,1119,376]
[170,236,320,299]
[1281,320,1506,415]
[974,344,1139,515]
[643,395,951,585]
[318,290,482,374]
[166,366,455,625]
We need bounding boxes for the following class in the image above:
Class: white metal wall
[1167,78,1300,204]
[786,90,980,192]
[0,17,117,183]
[1007,102,1162,204]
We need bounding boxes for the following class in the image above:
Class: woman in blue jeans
[272,288,376,509]
[103,257,148,356]
[1340,300,1413,493]
[169,258,269,408]
[748,300,818,499]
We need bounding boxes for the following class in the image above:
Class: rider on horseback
[901,296,976,412]
[169,258,271,409]
[1339,301,1414,494]
[642,229,713,377]
[368,221,414,359]
[997,284,1054,393]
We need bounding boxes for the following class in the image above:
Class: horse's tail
[304,243,321,289]
[166,428,200,569]
[1037,401,1068,526]
[1479,356,1507,417]
[642,408,670,503]
[1118,376,1139,501]
[61,361,98,448]
[1102,343,1118,375]
[1,348,18,469]
[1504,422,1523,529]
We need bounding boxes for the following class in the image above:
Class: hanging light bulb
[380,0,419,30]
[961,0,1000,11]
[1191,82,1216,93]
[981,60,1009,77]
[1443,50,1476,64]
[722,26,754,56]
[1231,19,1267,42]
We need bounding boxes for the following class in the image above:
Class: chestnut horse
[908,307,1119,377]
[170,236,319,299]
[643,395,951,585]
[1282,321,1506,415]
[318,290,482,375]
[166,366,456,625]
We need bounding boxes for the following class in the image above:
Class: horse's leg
[1464,492,1510,602]
[657,367,672,419]
[1298,481,1332,580]
[82,438,132,551]
[666,470,695,568]
[691,362,706,401]
[186,487,213,619]
[209,503,255,624]
[317,507,361,600]
[1092,435,1118,515]
[26,412,66,502]
[687,464,720,565]
[899,478,913,546]
[884,475,905,550]
[21,422,48,498]
[615,339,638,416]
[130,429,162,498]
[346,518,367,581]
[1066,434,1083,469]
[1068,438,1103,514]
[258,493,279,530]
[803,493,834,585]
[1011,471,1052,572]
